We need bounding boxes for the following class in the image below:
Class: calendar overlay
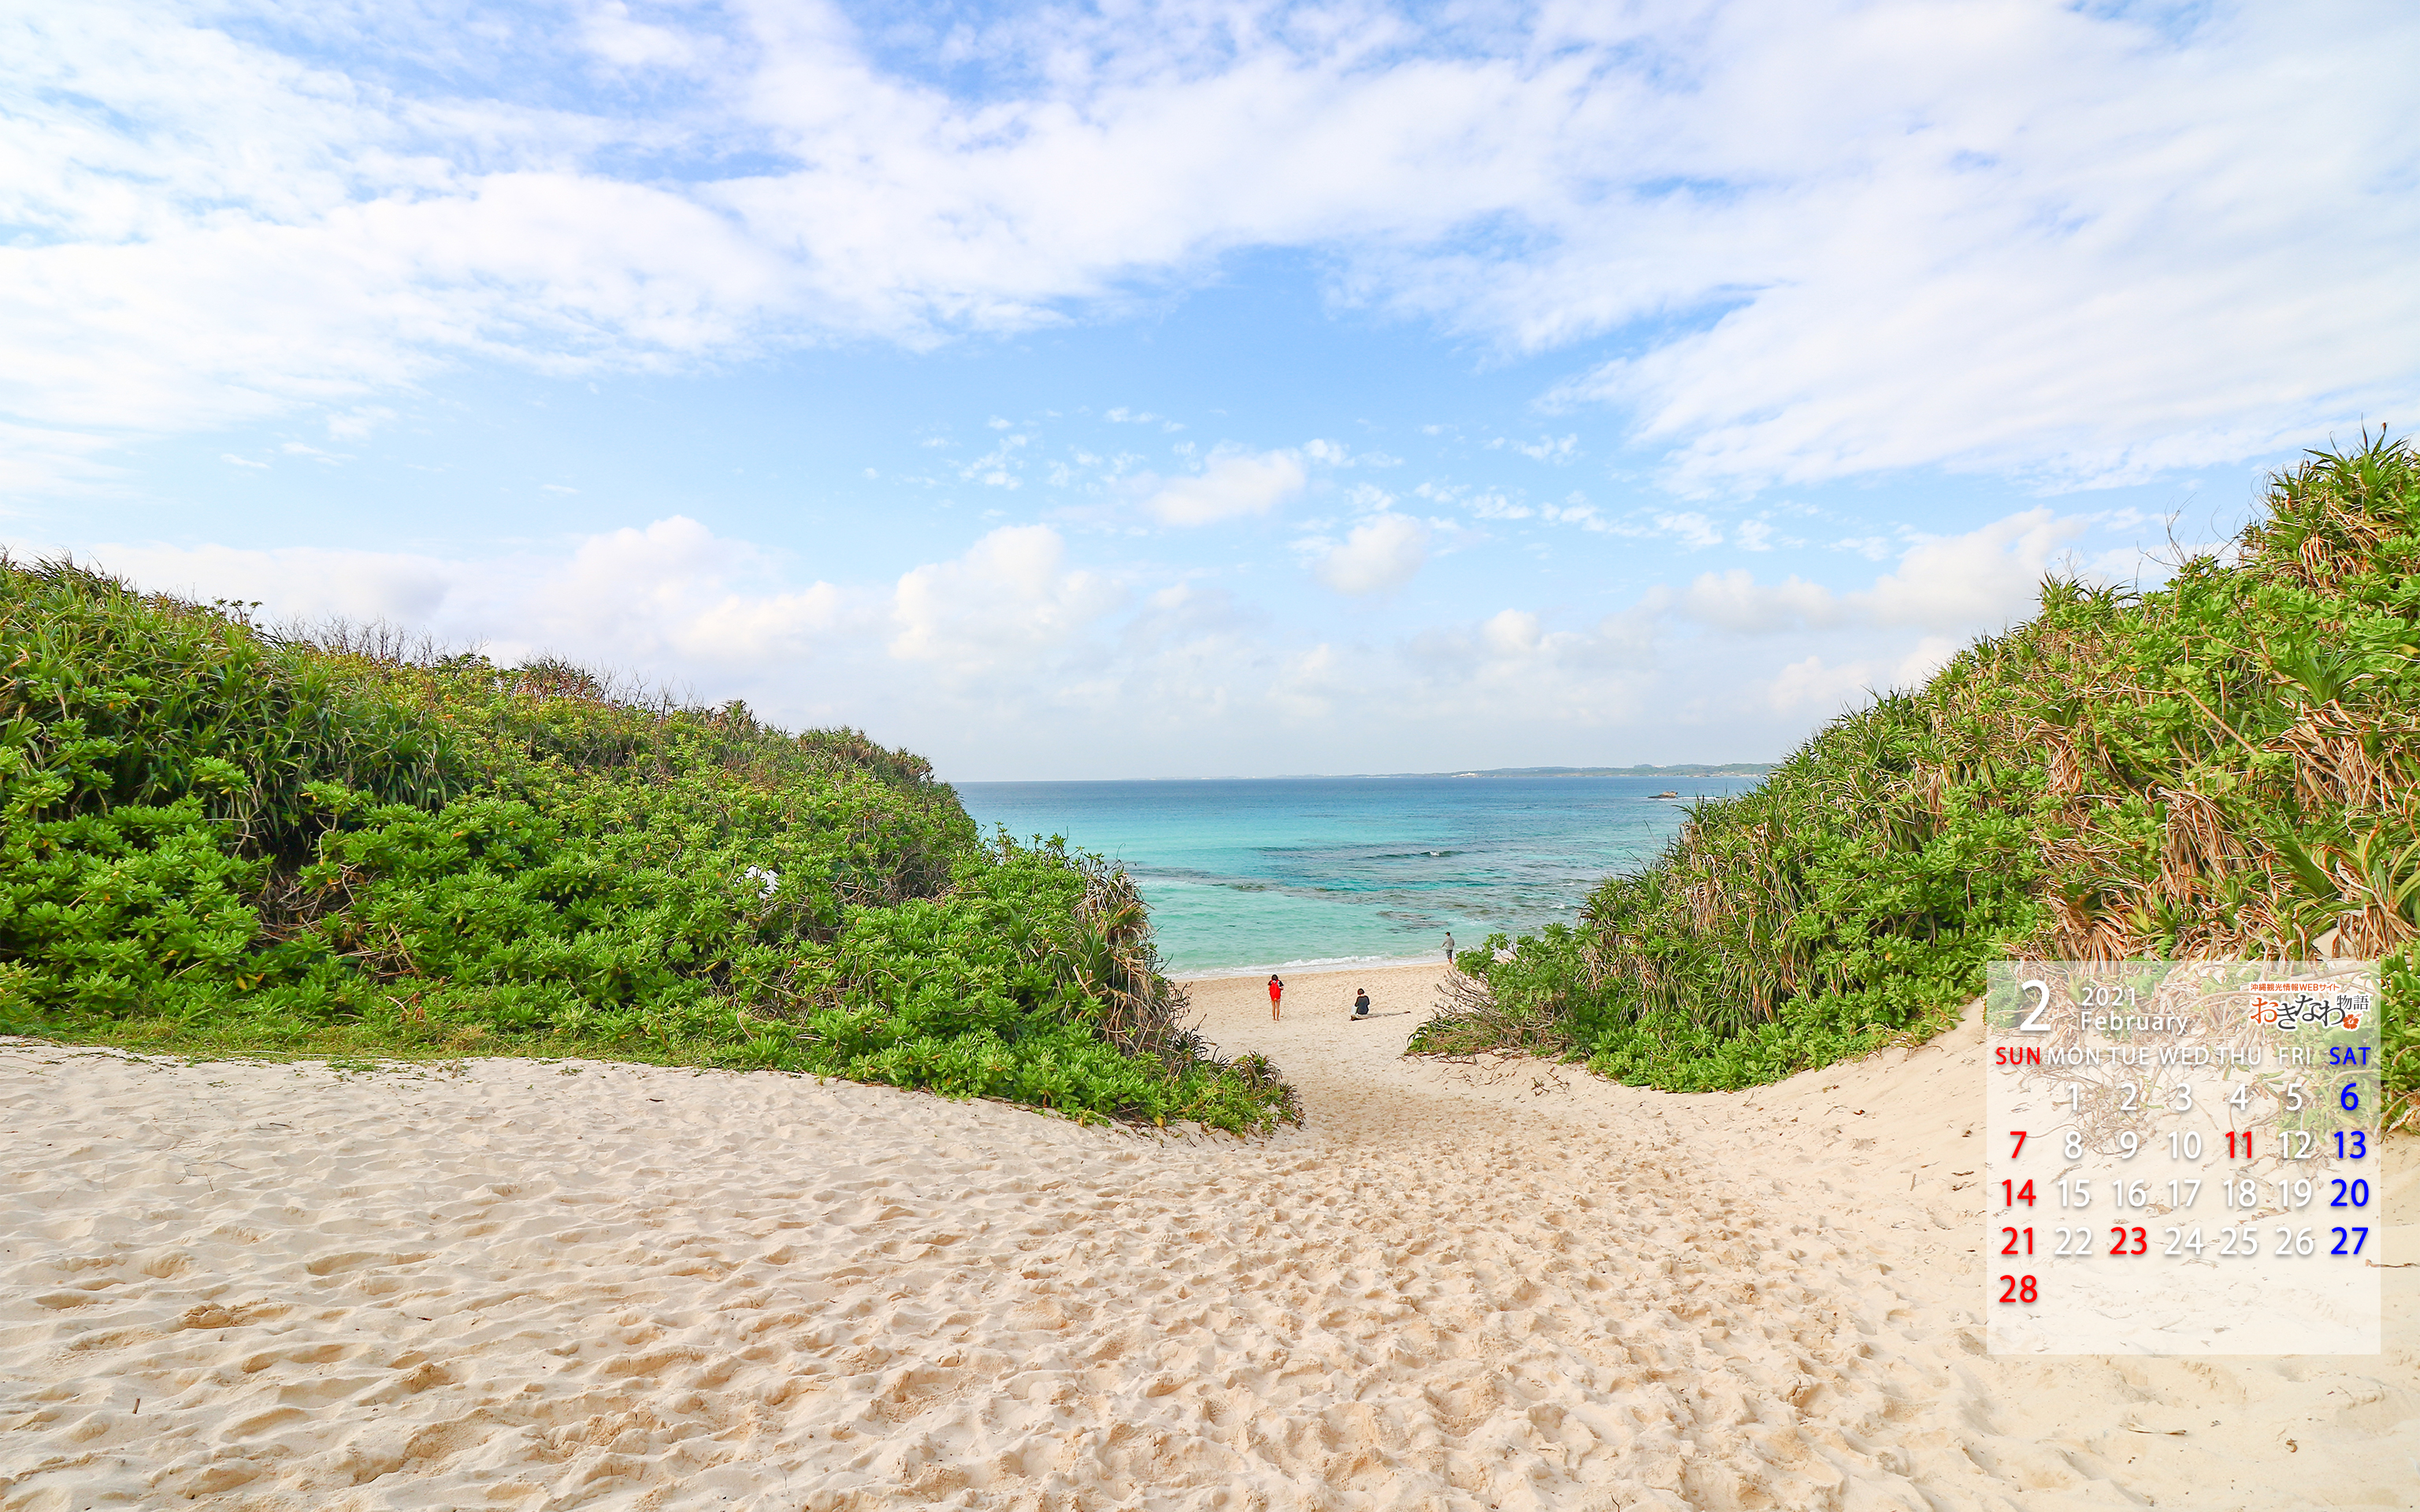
[1985,961,2381,1355]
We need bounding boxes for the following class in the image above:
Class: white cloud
[1761,635,1962,717]
[1140,448,1306,526]
[1481,610,1544,658]
[1271,643,1347,721]
[1467,491,1531,521]
[65,539,466,628]
[3,2,2409,493]
[1304,438,1399,467]
[325,406,396,441]
[1503,6,2420,491]
[1861,507,2082,631]
[889,524,1121,670]
[1675,506,2086,636]
[63,517,844,668]
[1511,435,1579,463]
[1653,512,1724,550]
[0,423,124,497]
[1897,635,1961,687]
[1683,570,1845,634]
[960,430,1029,489]
[1314,512,1428,595]
[533,517,844,663]
[1394,604,1661,729]
[579,2,714,73]
[1764,654,1880,717]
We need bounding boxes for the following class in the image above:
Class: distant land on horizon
[1416,764,1773,779]
[961,765,1775,783]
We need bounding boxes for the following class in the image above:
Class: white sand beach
[4,965,2414,1510]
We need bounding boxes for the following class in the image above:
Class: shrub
[1414,433,2418,1127]
[0,558,1297,1133]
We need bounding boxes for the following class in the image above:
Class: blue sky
[6,1,2417,779]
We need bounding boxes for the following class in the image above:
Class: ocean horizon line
[956,764,1774,784]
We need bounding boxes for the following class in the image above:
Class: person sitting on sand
[1352,988,1371,1020]
[1268,973,1284,1021]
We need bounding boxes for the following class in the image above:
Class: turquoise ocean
[956,775,1763,977]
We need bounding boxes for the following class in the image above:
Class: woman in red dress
[1267,973,1284,1021]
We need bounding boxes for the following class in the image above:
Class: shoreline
[1171,951,1453,982]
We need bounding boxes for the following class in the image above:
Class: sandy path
[2,965,2412,1510]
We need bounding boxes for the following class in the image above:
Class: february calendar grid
[1985,960,2381,1355]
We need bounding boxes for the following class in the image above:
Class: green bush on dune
[1414,434,2419,1126]
[0,561,1297,1133]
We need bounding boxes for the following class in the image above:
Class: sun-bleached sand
[3,964,2414,1510]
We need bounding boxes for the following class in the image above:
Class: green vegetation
[0,560,1297,1132]
[1414,435,2419,1130]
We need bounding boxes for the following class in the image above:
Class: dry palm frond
[1412,968,1572,1061]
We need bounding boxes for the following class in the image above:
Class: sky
[5,0,2417,780]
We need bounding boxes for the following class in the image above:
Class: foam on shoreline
[1172,951,1451,981]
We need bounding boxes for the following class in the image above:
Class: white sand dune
[3,962,2413,1510]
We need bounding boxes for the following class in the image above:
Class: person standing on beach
[1268,974,1284,1021]
[1443,932,1455,965]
